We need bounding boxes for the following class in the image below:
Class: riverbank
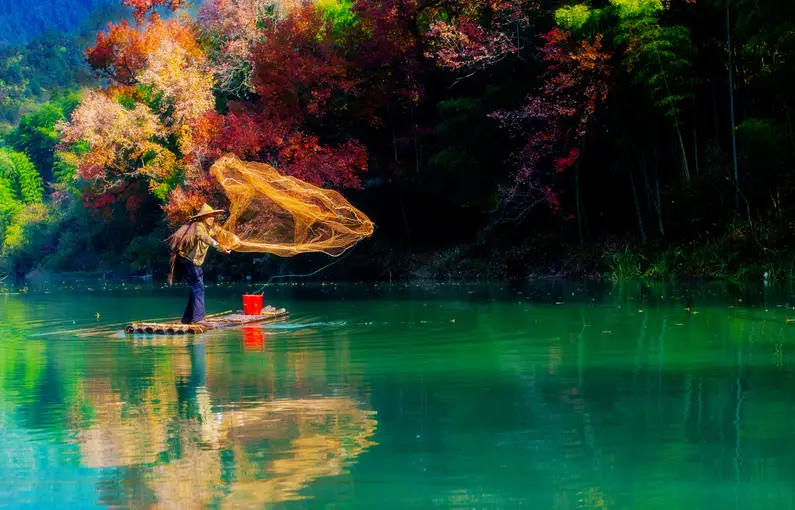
[400,243,786,282]
[6,238,789,284]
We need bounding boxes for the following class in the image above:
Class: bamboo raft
[125,307,289,335]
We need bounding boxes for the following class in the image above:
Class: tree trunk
[785,104,795,158]
[409,94,421,175]
[690,0,699,175]
[655,50,690,183]
[713,80,720,145]
[387,104,399,163]
[678,132,689,183]
[630,168,647,245]
[655,156,665,236]
[575,162,583,245]
[400,197,412,246]
[727,0,741,212]
[693,123,699,174]
[643,152,653,215]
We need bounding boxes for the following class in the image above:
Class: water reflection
[4,282,795,508]
[78,338,376,507]
[242,326,266,351]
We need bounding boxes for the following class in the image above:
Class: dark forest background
[2,0,795,282]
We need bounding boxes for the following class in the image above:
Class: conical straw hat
[191,203,225,220]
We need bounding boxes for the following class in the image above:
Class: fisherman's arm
[196,223,225,251]
[211,224,241,251]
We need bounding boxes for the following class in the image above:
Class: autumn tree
[62,2,214,218]
[490,28,610,233]
[189,0,372,192]
[425,0,534,78]
[196,0,287,97]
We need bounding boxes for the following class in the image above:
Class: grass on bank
[601,245,795,282]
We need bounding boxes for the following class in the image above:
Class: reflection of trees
[538,304,795,509]
[147,398,377,508]
[77,377,177,468]
[1,297,98,441]
[70,338,377,508]
[0,299,45,403]
[421,297,795,509]
[9,282,795,509]
[81,392,377,508]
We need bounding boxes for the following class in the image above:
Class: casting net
[209,154,374,257]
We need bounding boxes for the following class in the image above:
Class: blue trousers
[178,257,205,324]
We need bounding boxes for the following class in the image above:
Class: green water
[2,280,795,509]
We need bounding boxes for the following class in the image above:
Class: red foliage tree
[185,3,374,190]
[278,134,368,189]
[250,6,359,121]
[163,182,216,225]
[86,20,149,85]
[491,28,611,216]
[86,16,201,86]
[425,0,535,76]
[190,109,269,162]
[80,180,149,224]
[189,106,367,189]
[348,0,428,119]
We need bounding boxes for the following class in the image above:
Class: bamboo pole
[727,1,741,211]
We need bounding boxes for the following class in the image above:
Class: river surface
[2,279,795,509]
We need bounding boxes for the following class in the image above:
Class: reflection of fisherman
[177,341,216,439]
[166,203,238,325]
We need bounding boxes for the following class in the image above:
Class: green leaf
[555,4,592,31]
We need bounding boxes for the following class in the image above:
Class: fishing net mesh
[209,154,374,257]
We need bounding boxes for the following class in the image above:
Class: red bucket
[242,294,263,315]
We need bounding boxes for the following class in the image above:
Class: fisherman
[167,203,238,325]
